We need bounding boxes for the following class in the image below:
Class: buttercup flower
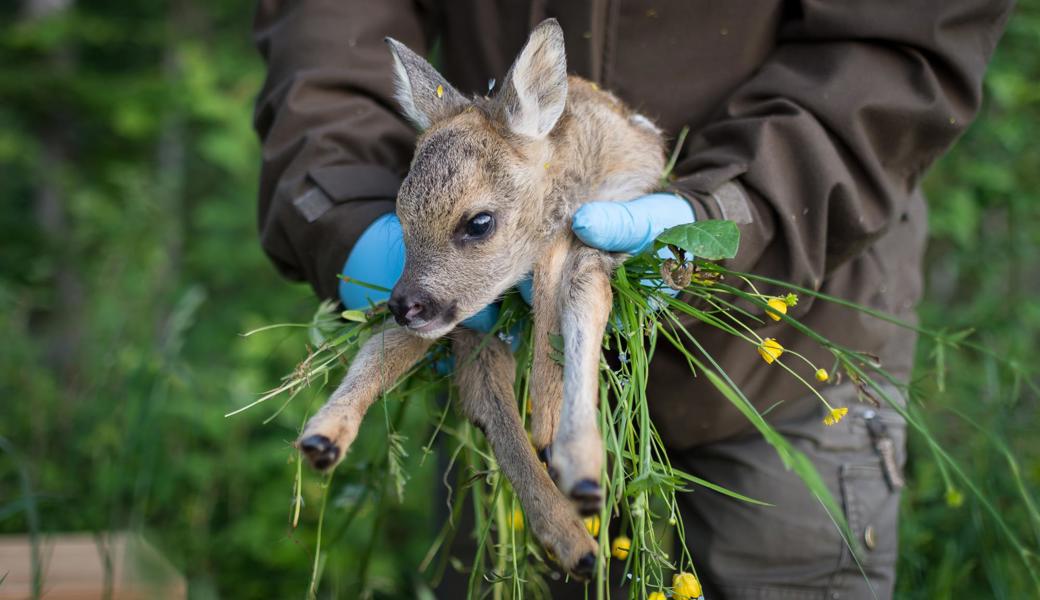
[673,572,703,600]
[757,338,784,364]
[611,536,631,560]
[436,84,444,98]
[815,368,830,382]
[584,515,601,537]
[648,593,666,600]
[512,508,524,530]
[823,407,848,426]
[766,297,788,321]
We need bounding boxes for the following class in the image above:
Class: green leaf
[625,470,680,497]
[657,220,740,260]
[548,332,565,366]
[340,309,367,323]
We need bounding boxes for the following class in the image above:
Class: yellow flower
[648,593,666,600]
[757,338,784,364]
[766,297,788,321]
[584,515,600,537]
[436,84,444,98]
[823,407,848,426]
[815,368,830,382]
[512,508,524,530]
[673,572,703,600]
[611,536,631,560]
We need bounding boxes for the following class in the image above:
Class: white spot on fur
[630,113,660,134]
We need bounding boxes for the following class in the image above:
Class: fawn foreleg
[550,244,613,515]
[451,328,598,578]
[298,325,432,471]
[529,234,570,463]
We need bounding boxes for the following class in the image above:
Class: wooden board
[0,532,185,599]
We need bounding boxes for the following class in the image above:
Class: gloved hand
[339,212,502,332]
[571,193,695,254]
[572,193,695,299]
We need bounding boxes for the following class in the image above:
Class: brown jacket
[253,0,1011,448]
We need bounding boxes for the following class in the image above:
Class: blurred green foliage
[0,1,1037,598]
[901,5,1040,597]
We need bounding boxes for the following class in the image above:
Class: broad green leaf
[657,219,740,260]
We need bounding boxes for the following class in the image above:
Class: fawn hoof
[570,479,602,516]
[538,446,560,480]
[571,551,597,580]
[299,434,340,471]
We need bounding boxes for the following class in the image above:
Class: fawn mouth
[406,303,460,338]
[407,319,454,339]
[407,319,439,334]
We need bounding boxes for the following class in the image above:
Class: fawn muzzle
[388,286,431,327]
[388,283,455,334]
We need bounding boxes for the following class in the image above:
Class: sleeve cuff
[668,175,774,274]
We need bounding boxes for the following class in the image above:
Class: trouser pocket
[840,461,901,563]
[831,406,905,598]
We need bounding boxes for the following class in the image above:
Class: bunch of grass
[233,218,1039,598]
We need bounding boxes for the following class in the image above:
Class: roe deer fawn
[296,19,665,576]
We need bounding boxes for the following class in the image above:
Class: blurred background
[1,1,1037,598]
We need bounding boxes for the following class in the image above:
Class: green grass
[248,240,1037,598]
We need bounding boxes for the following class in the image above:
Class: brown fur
[451,329,598,574]
[298,19,664,575]
[301,327,431,456]
[529,233,569,453]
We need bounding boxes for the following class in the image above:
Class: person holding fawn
[253,2,1010,598]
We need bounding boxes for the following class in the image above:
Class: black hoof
[572,551,596,579]
[538,447,560,481]
[570,479,602,516]
[299,434,340,471]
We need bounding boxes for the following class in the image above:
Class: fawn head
[384,20,569,338]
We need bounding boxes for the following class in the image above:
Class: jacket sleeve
[253,0,433,299]
[668,0,1012,291]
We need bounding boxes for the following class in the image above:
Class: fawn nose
[388,289,433,327]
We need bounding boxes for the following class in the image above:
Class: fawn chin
[298,18,664,576]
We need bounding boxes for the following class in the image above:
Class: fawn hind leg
[298,325,432,471]
[550,244,613,515]
[529,234,569,466]
[451,328,598,578]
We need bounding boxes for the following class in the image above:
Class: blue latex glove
[572,193,696,299]
[339,213,501,332]
[571,193,695,254]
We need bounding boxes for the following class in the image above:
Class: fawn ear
[386,38,469,130]
[495,19,568,139]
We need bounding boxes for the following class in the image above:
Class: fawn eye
[463,212,495,240]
